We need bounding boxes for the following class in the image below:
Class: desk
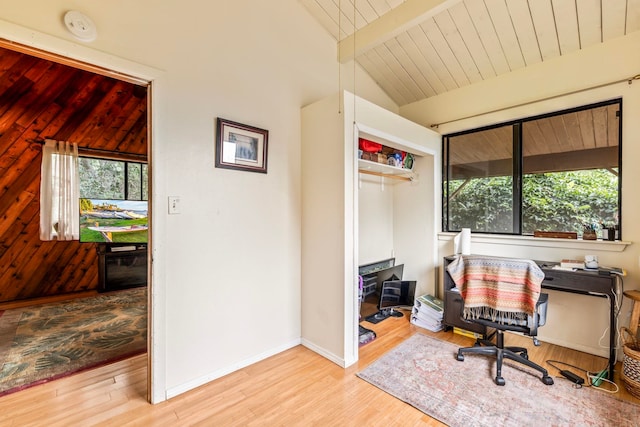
[443,257,619,380]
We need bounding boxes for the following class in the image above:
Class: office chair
[448,255,554,386]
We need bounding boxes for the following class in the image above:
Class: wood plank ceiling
[0,46,148,303]
[303,0,631,177]
[301,0,640,107]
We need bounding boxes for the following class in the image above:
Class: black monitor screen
[378,280,416,310]
[375,264,404,294]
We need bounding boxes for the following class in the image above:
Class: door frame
[0,26,162,402]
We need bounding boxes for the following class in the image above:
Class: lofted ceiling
[301,0,640,107]
[0,45,148,302]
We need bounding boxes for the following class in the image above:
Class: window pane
[79,158,125,199]
[142,164,148,200]
[128,163,142,200]
[522,103,620,237]
[445,125,514,233]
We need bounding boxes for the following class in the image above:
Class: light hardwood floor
[0,310,637,426]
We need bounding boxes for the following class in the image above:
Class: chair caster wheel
[541,375,554,385]
[495,376,506,386]
[456,353,464,362]
[521,352,528,360]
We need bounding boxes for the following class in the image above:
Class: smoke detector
[63,10,97,42]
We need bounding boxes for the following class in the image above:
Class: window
[78,157,148,243]
[79,158,148,201]
[443,99,621,239]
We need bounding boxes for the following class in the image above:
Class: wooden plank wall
[0,47,148,303]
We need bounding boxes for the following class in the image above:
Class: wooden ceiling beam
[337,0,459,63]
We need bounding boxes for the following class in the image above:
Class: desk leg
[608,293,615,381]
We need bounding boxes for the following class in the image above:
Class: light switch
[168,196,181,214]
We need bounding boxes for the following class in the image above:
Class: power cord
[585,370,619,394]
[588,274,625,364]
[544,273,624,392]
[546,359,619,393]
[547,360,586,388]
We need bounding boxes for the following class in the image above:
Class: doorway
[0,41,152,398]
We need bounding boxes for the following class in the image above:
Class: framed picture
[215,118,268,173]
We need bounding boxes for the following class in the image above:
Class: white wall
[358,180,394,264]
[393,154,439,298]
[401,31,640,358]
[300,93,351,366]
[0,0,397,402]
[301,92,440,368]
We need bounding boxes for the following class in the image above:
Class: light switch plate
[168,196,180,214]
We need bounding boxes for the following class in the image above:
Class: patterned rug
[0,287,147,396]
[357,333,640,426]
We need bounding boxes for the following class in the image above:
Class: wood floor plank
[0,310,637,425]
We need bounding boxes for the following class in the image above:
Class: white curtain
[39,139,80,240]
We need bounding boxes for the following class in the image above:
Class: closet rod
[28,139,147,162]
[430,73,640,129]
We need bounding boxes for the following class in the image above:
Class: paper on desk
[552,265,576,271]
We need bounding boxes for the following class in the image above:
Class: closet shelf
[358,159,415,182]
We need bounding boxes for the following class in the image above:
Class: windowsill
[438,232,631,252]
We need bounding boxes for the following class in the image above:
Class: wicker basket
[620,327,640,399]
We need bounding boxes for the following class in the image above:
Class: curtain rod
[28,139,147,161]
[430,74,640,129]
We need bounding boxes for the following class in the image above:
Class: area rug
[0,287,147,396]
[357,333,640,426]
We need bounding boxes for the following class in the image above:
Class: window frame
[79,156,148,202]
[442,98,623,238]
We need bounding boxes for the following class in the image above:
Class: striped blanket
[446,255,544,324]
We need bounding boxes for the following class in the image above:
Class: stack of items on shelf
[410,294,443,332]
[358,138,414,169]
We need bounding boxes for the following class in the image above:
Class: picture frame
[215,118,268,174]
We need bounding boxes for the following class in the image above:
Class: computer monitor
[365,265,414,324]
[378,280,416,311]
[365,280,416,324]
[374,263,404,294]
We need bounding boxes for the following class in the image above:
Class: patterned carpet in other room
[0,287,146,396]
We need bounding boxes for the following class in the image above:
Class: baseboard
[541,337,610,360]
[506,331,611,360]
[300,338,347,368]
[165,337,301,400]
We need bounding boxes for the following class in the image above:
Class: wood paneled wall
[0,47,148,303]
